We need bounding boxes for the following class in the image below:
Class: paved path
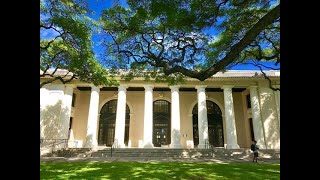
[40,157,280,164]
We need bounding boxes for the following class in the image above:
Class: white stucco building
[40,70,280,150]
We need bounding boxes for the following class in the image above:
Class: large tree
[40,0,118,88]
[101,0,280,89]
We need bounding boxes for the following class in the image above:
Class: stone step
[43,148,280,159]
[40,156,280,164]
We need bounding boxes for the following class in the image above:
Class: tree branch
[202,4,280,80]
[162,4,280,80]
[40,34,63,50]
[41,50,65,76]
[40,73,77,88]
[247,62,280,91]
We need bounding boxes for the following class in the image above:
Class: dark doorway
[153,100,171,147]
[192,100,224,147]
[98,100,130,146]
[249,118,255,141]
[68,117,73,139]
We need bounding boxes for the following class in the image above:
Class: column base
[117,143,126,148]
[91,146,99,151]
[84,139,98,148]
[226,144,240,149]
[143,142,154,148]
[85,143,98,149]
[197,143,206,149]
[169,143,182,149]
[257,143,266,149]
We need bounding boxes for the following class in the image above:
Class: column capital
[40,85,49,90]
[65,84,77,88]
[195,85,207,90]
[221,85,234,90]
[118,85,128,91]
[143,85,154,90]
[50,84,65,90]
[89,84,97,87]
[248,86,258,90]
[169,85,180,91]
[90,85,100,92]
[40,83,50,89]
[64,86,74,95]
[273,85,280,89]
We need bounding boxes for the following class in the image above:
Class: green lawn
[40,161,280,179]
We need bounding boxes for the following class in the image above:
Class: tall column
[114,85,128,148]
[273,85,280,129]
[195,85,208,149]
[85,86,100,148]
[188,114,194,149]
[40,84,49,139]
[170,86,182,148]
[249,86,266,149]
[60,85,74,139]
[43,84,65,139]
[222,85,240,149]
[143,85,154,148]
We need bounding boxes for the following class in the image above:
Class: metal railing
[110,139,118,157]
[40,139,68,153]
[204,139,209,149]
[204,139,214,155]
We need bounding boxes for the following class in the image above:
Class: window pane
[192,101,224,147]
[98,99,130,146]
[247,94,251,109]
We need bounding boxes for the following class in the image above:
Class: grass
[40,161,280,179]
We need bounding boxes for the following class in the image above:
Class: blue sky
[87,0,129,62]
[87,0,113,61]
[87,0,280,70]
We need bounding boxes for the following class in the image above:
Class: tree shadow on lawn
[40,161,280,180]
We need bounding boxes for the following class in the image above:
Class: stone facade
[40,70,280,150]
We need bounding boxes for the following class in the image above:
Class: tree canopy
[101,0,280,86]
[40,0,118,88]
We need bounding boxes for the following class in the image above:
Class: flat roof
[40,69,280,78]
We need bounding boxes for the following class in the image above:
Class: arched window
[98,100,130,146]
[153,100,171,147]
[192,100,224,147]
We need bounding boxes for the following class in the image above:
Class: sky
[87,0,113,61]
[75,0,280,71]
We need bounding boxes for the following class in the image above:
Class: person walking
[251,140,259,163]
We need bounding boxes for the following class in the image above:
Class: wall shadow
[259,88,280,149]
[41,101,70,140]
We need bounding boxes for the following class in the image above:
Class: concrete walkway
[40,157,280,164]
